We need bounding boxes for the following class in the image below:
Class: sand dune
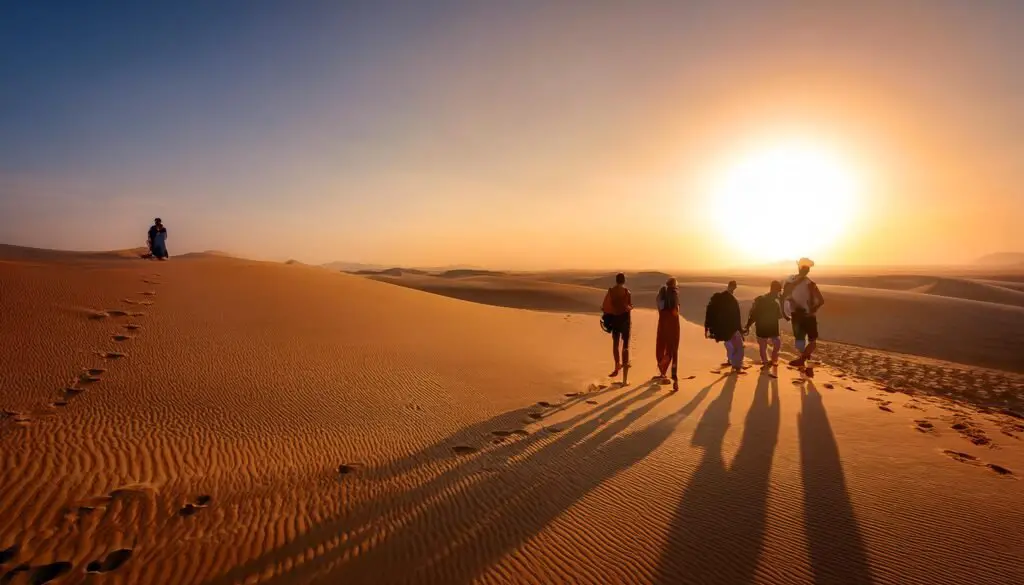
[372,271,1024,373]
[1,247,1022,584]
[369,273,606,313]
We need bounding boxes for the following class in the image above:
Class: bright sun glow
[709,141,860,263]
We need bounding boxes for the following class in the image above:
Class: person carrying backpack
[601,273,633,380]
[705,280,745,374]
[781,258,825,373]
[744,280,787,370]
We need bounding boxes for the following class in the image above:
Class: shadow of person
[202,381,660,585]
[232,377,725,585]
[799,381,873,584]
[653,372,780,584]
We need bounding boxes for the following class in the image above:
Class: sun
[708,140,860,263]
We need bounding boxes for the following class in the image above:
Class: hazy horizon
[2,1,1022,270]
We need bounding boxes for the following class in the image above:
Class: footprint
[106,310,130,317]
[29,562,71,584]
[879,406,894,413]
[86,549,133,574]
[823,383,835,389]
[684,375,696,380]
[564,392,581,398]
[97,352,126,360]
[50,400,68,408]
[123,324,142,331]
[585,400,599,405]
[943,449,978,463]
[545,426,564,433]
[337,464,360,475]
[491,430,513,437]
[112,335,131,342]
[986,464,1013,476]
[846,386,857,391]
[914,420,935,433]
[87,311,108,321]
[452,445,478,455]
[528,412,543,420]
[140,291,156,296]
[536,401,552,408]
[179,495,212,517]
[0,545,18,564]
[4,410,31,424]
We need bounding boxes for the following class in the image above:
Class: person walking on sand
[655,277,681,391]
[147,218,169,260]
[705,280,745,374]
[601,272,633,380]
[744,280,787,371]
[781,258,825,373]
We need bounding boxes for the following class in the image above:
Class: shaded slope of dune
[364,271,1024,373]
[369,273,607,313]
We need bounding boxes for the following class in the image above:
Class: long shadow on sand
[652,373,779,583]
[205,377,724,585]
[799,381,874,584]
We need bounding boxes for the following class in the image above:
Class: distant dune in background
[369,269,1024,373]
[976,252,1024,267]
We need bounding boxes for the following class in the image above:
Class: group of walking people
[601,258,825,391]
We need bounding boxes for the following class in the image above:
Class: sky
[1,0,1022,269]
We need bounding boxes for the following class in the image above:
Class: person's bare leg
[771,337,781,363]
[610,333,621,376]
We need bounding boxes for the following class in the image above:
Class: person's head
[727,280,738,294]
[769,280,782,296]
[797,257,814,276]
[154,217,163,226]
[615,272,626,285]
[666,277,677,289]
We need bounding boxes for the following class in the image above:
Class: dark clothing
[705,291,741,342]
[747,294,783,338]
[792,310,819,341]
[147,224,168,259]
[608,313,631,348]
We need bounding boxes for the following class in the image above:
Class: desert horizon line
[2,241,1021,274]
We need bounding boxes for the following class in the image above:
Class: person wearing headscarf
[656,277,681,391]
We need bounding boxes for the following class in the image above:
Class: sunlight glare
[709,141,859,263]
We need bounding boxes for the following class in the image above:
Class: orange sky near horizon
[0,2,1021,270]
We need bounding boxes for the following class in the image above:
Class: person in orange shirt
[601,272,633,379]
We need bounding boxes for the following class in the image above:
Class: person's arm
[745,298,757,331]
[809,283,825,314]
[625,288,633,311]
[776,298,789,321]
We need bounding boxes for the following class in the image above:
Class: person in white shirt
[781,258,825,371]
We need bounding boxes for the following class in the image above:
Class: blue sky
[1,1,1022,267]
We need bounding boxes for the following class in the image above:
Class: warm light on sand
[709,141,860,263]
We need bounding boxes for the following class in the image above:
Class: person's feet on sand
[609,367,620,378]
[719,361,732,367]
[672,379,679,392]
[788,357,806,367]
